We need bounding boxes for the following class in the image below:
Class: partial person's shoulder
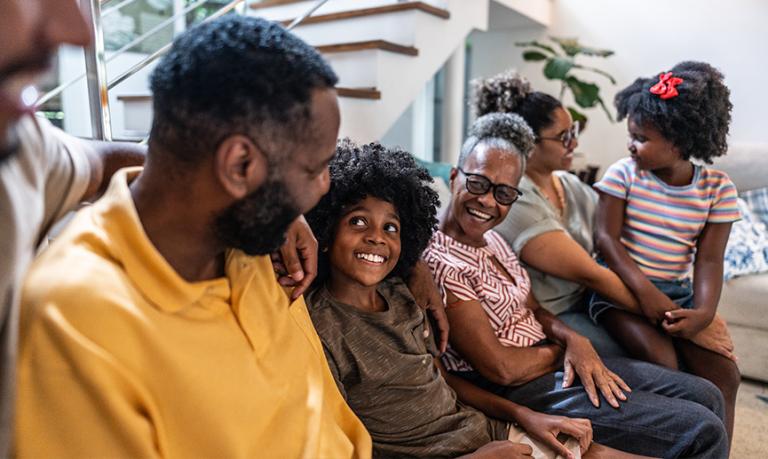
[698,165,737,191]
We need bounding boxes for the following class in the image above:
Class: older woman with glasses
[423,111,729,458]
[470,71,733,360]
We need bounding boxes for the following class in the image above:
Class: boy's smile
[329,196,401,290]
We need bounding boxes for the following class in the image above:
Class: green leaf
[543,57,574,80]
[565,76,600,108]
[550,36,614,58]
[596,96,615,122]
[515,40,558,56]
[567,106,588,126]
[522,50,549,62]
[572,63,617,84]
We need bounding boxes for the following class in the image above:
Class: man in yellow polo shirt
[15,15,370,458]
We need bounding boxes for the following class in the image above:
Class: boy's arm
[436,359,591,458]
[594,192,679,323]
[662,221,732,338]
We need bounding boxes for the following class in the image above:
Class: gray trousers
[454,358,728,459]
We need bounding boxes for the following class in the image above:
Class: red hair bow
[649,72,684,100]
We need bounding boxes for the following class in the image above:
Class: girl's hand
[662,308,715,339]
[563,335,631,408]
[688,313,736,361]
[516,410,592,459]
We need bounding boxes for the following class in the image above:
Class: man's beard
[213,175,301,256]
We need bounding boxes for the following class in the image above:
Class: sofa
[714,143,768,383]
[420,149,768,383]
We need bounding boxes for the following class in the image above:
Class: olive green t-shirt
[306,278,508,458]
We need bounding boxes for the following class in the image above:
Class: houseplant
[516,36,616,127]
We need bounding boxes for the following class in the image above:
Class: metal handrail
[102,0,141,17]
[108,0,329,90]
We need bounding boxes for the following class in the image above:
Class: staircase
[55,0,550,149]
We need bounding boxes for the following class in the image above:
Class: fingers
[557,419,591,453]
[664,309,693,321]
[290,244,318,301]
[607,369,631,392]
[661,318,686,335]
[595,375,619,408]
[579,371,600,408]
[562,361,575,388]
[541,433,574,459]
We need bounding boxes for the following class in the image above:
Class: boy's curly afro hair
[306,139,440,287]
[615,61,732,164]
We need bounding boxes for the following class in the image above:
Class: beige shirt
[0,115,90,451]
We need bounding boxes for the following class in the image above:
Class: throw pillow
[723,198,768,280]
[741,186,768,227]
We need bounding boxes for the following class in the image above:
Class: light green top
[494,171,598,315]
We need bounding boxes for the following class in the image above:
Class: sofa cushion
[724,198,768,280]
[713,143,768,192]
[720,273,768,330]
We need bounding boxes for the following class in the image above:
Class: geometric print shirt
[594,157,741,281]
[423,230,546,372]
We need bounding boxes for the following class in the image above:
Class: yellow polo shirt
[16,168,371,458]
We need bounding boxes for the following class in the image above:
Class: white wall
[469,0,768,171]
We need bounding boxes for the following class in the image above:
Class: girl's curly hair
[306,139,439,287]
[615,61,732,164]
[471,70,562,137]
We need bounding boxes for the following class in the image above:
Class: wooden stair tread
[249,0,306,9]
[316,40,418,56]
[276,2,450,26]
[117,86,382,101]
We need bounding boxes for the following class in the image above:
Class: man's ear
[215,135,267,199]
[449,167,459,188]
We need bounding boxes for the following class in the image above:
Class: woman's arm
[519,231,641,314]
[662,222,732,338]
[437,359,592,457]
[594,192,679,323]
[444,290,562,386]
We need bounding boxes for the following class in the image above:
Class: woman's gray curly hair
[471,70,531,116]
[457,112,535,170]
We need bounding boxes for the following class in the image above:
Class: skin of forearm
[582,266,642,314]
[484,343,562,386]
[532,306,580,347]
[692,259,722,319]
[596,235,667,314]
[442,368,532,423]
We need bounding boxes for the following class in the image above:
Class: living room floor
[732,379,768,457]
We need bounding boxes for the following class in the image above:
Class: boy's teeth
[356,253,385,263]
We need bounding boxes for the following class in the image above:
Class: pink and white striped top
[423,230,546,372]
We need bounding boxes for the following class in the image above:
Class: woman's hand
[563,335,631,408]
[638,287,680,324]
[407,261,449,354]
[686,313,736,361]
[516,409,592,459]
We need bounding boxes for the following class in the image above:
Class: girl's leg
[675,338,740,444]
[599,309,678,369]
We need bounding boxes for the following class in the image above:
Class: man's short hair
[149,15,338,165]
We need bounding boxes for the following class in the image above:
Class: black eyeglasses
[458,169,523,206]
[537,121,580,148]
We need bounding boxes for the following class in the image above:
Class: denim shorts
[588,261,693,323]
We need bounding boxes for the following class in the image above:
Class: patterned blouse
[423,230,546,372]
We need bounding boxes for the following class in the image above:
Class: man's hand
[515,409,592,459]
[662,308,714,340]
[270,215,317,301]
[407,261,449,354]
[563,335,630,408]
[464,441,533,458]
[687,313,736,361]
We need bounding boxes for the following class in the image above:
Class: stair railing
[39,0,332,141]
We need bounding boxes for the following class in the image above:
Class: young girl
[304,138,619,459]
[592,61,741,443]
